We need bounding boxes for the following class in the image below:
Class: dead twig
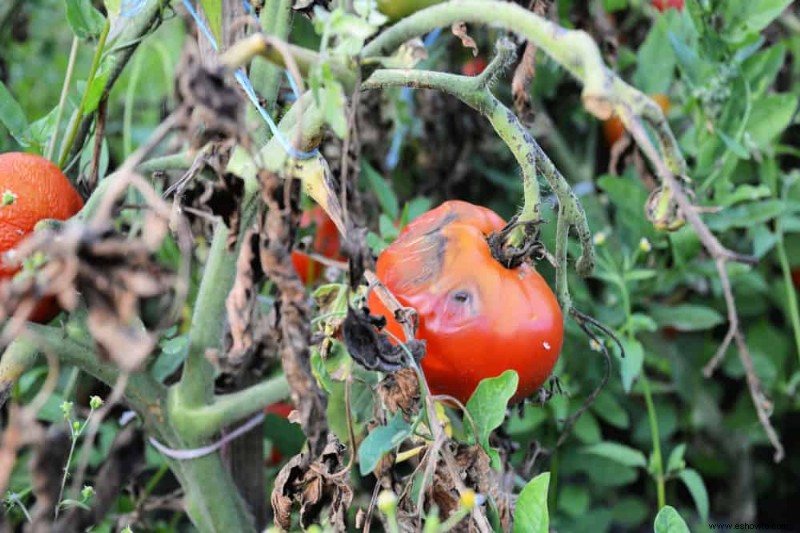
[625,110,784,463]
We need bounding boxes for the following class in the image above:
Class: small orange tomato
[602,93,671,146]
[0,152,84,322]
[367,201,563,405]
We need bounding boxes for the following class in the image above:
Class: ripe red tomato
[603,93,671,146]
[367,201,563,405]
[461,57,487,77]
[652,0,684,12]
[291,206,342,285]
[791,267,800,290]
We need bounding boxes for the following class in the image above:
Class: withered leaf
[342,306,425,372]
[451,22,478,56]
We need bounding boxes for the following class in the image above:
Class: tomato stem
[641,372,666,510]
[57,18,111,170]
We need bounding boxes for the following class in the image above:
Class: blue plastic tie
[182,0,317,159]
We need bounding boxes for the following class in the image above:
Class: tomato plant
[367,201,563,405]
[0,152,83,322]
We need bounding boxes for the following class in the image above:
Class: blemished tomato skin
[0,152,84,322]
[367,201,563,405]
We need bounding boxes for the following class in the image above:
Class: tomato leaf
[654,505,690,533]
[665,443,686,473]
[0,81,30,148]
[678,468,709,522]
[649,304,724,331]
[65,0,106,40]
[362,160,400,221]
[581,442,647,468]
[358,412,411,476]
[466,370,518,469]
[618,337,644,393]
[512,472,550,533]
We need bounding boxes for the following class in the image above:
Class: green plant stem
[58,19,111,169]
[173,221,232,410]
[15,323,166,421]
[362,0,685,177]
[247,0,294,145]
[64,1,173,175]
[173,375,290,440]
[136,151,196,174]
[222,34,356,91]
[47,36,80,162]
[641,372,666,510]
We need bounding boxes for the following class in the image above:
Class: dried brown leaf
[451,22,478,56]
[378,368,420,417]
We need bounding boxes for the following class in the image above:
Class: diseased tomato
[291,206,342,285]
[367,201,563,405]
[652,0,684,12]
[0,152,84,322]
[461,57,487,77]
[603,93,671,146]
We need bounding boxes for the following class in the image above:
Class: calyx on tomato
[367,200,563,405]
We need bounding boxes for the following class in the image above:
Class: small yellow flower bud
[639,237,652,253]
[590,339,602,352]
[377,490,398,514]
[593,232,607,246]
[460,489,478,510]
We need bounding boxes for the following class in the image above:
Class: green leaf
[358,412,411,476]
[513,472,550,533]
[678,468,709,522]
[0,81,29,147]
[362,160,400,220]
[719,184,771,207]
[199,0,223,45]
[322,80,348,138]
[581,442,647,468]
[574,410,602,444]
[723,0,793,43]
[618,337,644,393]
[466,370,518,468]
[591,392,630,429]
[665,443,686,473]
[654,505,690,533]
[81,56,113,115]
[745,94,798,148]
[634,17,676,94]
[65,0,106,39]
[706,199,785,231]
[649,304,724,331]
